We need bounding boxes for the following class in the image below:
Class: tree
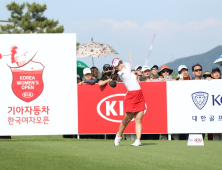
[0,2,64,33]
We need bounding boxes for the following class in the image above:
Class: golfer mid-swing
[112,58,146,146]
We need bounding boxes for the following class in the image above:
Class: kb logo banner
[191,92,209,110]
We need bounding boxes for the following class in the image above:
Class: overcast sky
[1,0,222,70]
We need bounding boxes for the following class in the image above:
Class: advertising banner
[167,80,222,133]
[78,82,167,134]
[0,34,78,135]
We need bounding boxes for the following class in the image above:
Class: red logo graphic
[1,45,44,102]
[97,94,146,122]
[194,138,202,143]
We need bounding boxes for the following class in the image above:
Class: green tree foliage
[0,2,64,33]
[76,42,80,47]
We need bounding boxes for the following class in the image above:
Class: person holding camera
[158,65,175,82]
[177,65,192,80]
[112,58,146,146]
[98,64,113,86]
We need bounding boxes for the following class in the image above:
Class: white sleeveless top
[118,62,141,91]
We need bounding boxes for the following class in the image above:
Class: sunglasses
[162,70,170,73]
[194,69,202,72]
[151,68,158,70]
[105,67,113,71]
[136,68,142,71]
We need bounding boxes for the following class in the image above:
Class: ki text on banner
[78,82,167,134]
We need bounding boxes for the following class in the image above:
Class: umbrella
[77,60,89,78]
[214,55,222,66]
[77,41,118,58]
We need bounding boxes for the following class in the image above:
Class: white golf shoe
[114,132,122,146]
[131,140,141,146]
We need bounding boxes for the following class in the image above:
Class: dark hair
[192,63,202,71]
[90,67,98,70]
[212,67,221,74]
[112,60,123,81]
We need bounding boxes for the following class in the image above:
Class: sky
[1,0,222,71]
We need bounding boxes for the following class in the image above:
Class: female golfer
[112,58,146,146]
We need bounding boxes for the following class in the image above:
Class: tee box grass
[0,135,221,170]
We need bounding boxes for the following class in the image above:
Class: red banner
[78,82,167,134]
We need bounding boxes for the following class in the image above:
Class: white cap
[77,74,80,78]
[135,65,142,70]
[112,58,120,67]
[178,65,187,73]
[83,68,91,75]
[141,66,150,72]
[151,65,158,69]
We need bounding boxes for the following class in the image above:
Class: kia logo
[194,138,202,143]
[22,92,34,98]
[97,94,146,122]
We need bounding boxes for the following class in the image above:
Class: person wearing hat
[135,65,142,81]
[150,65,159,81]
[211,67,221,79]
[203,71,212,80]
[98,64,113,86]
[177,65,192,80]
[140,66,151,82]
[158,65,174,81]
[80,68,98,85]
[112,58,146,146]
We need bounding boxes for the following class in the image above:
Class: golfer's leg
[135,111,144,141]
[118,112,134,138]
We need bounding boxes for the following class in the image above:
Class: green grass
[0,135,221,170]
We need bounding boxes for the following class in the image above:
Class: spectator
[98,64,112,86]
[177,65,192,139]
[91,66,99,79]
[192,64,204,80]
[203,71,212,80]
[210,67,222,140]
[177,65,192,80]
[135,65,142,81]
[131,69,137,75]
[81,68,98,85]
[211,67,221,79]
[77,74,82,84]
[140,66,151,82]
[150,65,159,81]
[190,64,206,139]
[158,65,174,81]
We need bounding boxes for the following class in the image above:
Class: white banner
[0,34,78,135]
[167,80,222,133]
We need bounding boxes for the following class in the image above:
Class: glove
[109,80,117,88]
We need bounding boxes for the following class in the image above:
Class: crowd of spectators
[77,63,221,140]
[78,63,221,85]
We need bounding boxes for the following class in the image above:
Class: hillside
[164,46,222,74]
